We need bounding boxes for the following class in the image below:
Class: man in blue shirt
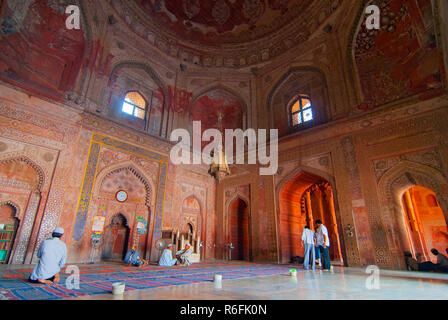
[316,220,332,271]
[29,227,67,284]
[301,226,316,270]
[124,246,147,267]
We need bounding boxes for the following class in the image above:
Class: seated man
[406,249,448,273]
[29,227,67,284]
[158,244,177,267]
[404,251,421,271]
[124,246,147,268]
[176,243,193,266]
[433,249,448,273]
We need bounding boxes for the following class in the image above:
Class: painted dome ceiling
[110,0,342,68]
[137,0,314,46]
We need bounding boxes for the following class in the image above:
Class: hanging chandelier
[208,109,230,180]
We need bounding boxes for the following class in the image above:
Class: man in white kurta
[159,244,177,267]
[176,243,193,266]
[301,226,315,270]
[29,227,67,284]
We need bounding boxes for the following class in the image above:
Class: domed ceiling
[137,0,313,46]
[110,0,342,68]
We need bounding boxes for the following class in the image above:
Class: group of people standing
[301,220,332,271]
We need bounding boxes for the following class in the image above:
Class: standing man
[314,226,321,267]
[316,219,332,271]
[301,226,315,270]
[29,227,67,284]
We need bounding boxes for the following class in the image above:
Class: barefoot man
[29,227,67,284]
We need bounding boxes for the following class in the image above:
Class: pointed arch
[275,164,346,265]
[378,161,448,221]
[266,67,330,136]
[93,161,155,207]
[0,201,20,218]
[377,161,448,269]
[226,195,251,261]
[190,84,248,114]
[109,61,168,106]
[0,155,46,191]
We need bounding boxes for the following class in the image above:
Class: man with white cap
[176,243,193,266]
[158,244,178,267]
[29,227,67,284]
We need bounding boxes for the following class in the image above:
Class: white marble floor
[71,266,448,300]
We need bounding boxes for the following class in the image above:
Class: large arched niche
[226,195,251,261]
[275,165,346,265]
[83,161,155,261]
[0,156,47,264]
[377,161,448,269]
[0,0,91,101]
[105,61,169,137]
[189,87,246,150]
[348,0,446,111]
[181,195,203,238]
[267,67,330,138]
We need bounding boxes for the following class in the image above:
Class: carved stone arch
[0,155,46,192]
[275,164,347,264]
[227,194,249,212]
[225,194,250,236]
[190,84,248,114]
[109,61,168,106]
[266,66,331,133]
[276,164,336,202]
[267,66,329,109]
[378,160,448,213]
[377,161,448,268]
[107,212,130,228]
[0,201,20,218]
[93,161,156,207]
[189,85,248,131]
[182,194,203,211]
[226,194,251,260]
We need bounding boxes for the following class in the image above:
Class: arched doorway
[102,214,130,261]
[0,157,44,264]
[0,203,19,264]
[401,186,448,263]
[377,162,448,269]
[278,170,343,264]
[229,198,249,261]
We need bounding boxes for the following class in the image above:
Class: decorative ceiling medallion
[183,0,200,19]
[268,0,290,11]
[212,0,230,25]
[109,0,343,68]
[242,0,265,24]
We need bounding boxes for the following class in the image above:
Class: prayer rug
[0,262,294,300]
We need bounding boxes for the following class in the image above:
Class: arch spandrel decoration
[93,161,156,208]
